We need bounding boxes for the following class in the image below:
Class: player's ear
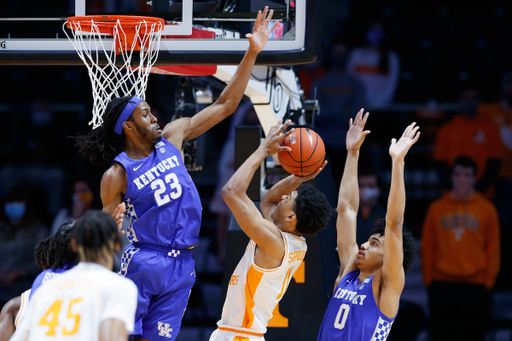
[123,121,133,132]
[70,238,78,252]
[115,239,121,252]
[286,212,297,223]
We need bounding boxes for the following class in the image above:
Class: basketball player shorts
[209,328,266,341]
[119,242,196,341]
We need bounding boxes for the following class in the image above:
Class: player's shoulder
[101,162,127,188]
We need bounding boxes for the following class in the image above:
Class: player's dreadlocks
[74,96,133,165]
[34,221,78,270]
[34,236,52,270]
[73,210,119,262]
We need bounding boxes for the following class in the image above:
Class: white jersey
[216,231,307,337]
[11,262,137,341]
[14,289,31,329]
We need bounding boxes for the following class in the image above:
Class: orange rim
[66,15,165,32]
[66,15,165,52]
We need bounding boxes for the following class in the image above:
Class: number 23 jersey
[317,270,396,341]
[113,137,202,249]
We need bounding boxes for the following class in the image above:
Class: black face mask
[459,100,479,117]
[331,55,348,70]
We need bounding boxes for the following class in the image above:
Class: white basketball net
[64,18,163,129]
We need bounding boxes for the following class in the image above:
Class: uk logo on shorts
[158,322,172,338]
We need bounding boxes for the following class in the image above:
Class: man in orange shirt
[434,88,501,194]
[421,156,500,341]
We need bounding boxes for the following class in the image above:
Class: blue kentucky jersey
[317,270,396,341]
[113,137,202,248]
[30,267,71,300]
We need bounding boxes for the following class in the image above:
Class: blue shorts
[120,242,196,341]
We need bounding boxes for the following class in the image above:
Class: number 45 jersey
[317,270,396,341]
[12,263,138,341]
[113,137,202,249]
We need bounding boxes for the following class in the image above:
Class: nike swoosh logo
[133,164,142,171]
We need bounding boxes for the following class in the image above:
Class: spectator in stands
[479,72,512,288]
[310,37,365,188]
[51,180,93,234]
[346,21,400,109]
[51,180,94,234]
[355,168,385,246]
[434,87,502,195]
[421,156,500,341]
[0,187,48,308]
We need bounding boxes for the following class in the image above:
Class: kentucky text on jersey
[133,155,181,190]
[332,288,367,306]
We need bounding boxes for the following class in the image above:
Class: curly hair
[369,220,416,273]
[74,96,133,165]
[34,220,78,270]
[293,184,333,235]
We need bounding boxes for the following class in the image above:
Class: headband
[114,96,145,135]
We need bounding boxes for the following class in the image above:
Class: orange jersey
[216,232,306,337]
[421,193,500,289]
[434,115,502,180]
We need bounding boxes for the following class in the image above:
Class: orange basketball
[278,128,325,176]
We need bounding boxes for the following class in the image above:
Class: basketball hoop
[64,15,165,129]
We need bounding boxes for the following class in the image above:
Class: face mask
[459,100,479,116]
[331,55,348,70]
[366,29,385,46]
[360,188,380,203]
[5,202,26,220]
[73,192,93,208]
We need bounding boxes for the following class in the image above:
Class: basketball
[278,128,325,176]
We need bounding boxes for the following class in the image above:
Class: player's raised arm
[335,109,370,287]
[379,122,420,314]
[222,120,293,259]
[260,163,327,220]
[163,6,279,146]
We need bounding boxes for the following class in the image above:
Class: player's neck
[125,136,155,160]
[358,268,379,284]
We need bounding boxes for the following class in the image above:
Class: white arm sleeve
[100,276,138,333]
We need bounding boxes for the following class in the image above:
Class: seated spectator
[51,180,94,234]
[0,187,48,308]
[421,156,500,341]
[310,37,365,188]
[434,87,502,195]
[346,20,400,109]
[356,168,385,246]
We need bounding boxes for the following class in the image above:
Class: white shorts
[209,328,266,341]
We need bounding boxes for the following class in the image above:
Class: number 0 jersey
[317,270,396,341]
[113,137,202,248]
[216,232,307,337]
[12,262,138,341]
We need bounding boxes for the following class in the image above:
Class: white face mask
[360,187,380,203]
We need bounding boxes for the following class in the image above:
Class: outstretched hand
[346,109,371,151]
[246,6,279,53]
[389,122,420,161]
[259,119,294,156]
[112,202,126,235]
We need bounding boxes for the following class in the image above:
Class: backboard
[0,0,320,66]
